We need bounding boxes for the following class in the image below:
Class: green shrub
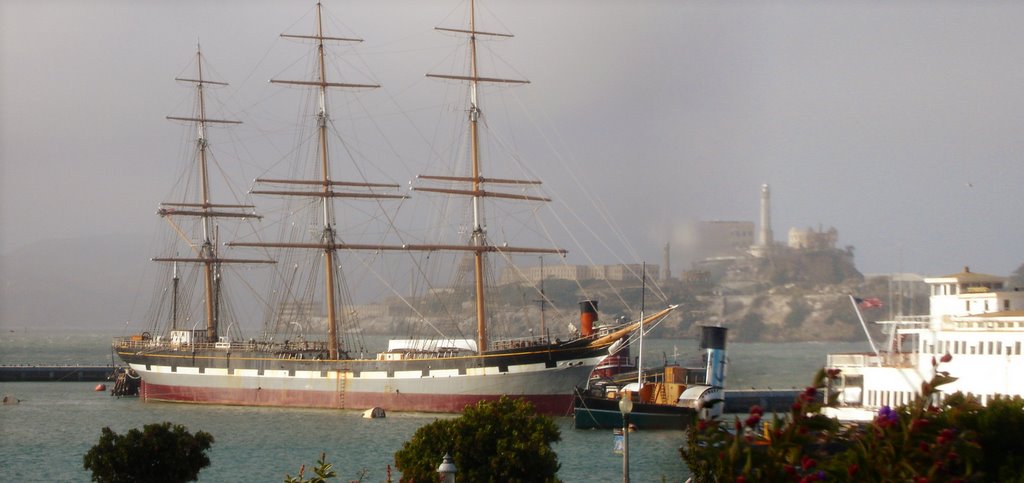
[83,422,214,483]
[394,396,561,482]
[681,356,1009,482]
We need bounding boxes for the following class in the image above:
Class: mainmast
[156,45,272,342]
[230,3,402,360]
[421,0,563,352]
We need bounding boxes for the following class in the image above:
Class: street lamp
[619,392,633,483]
[437,452,457,483]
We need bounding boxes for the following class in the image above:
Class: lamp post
[619,392,633,483]
[437,452,456,483]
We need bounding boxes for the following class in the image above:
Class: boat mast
[171,261,180,331]
[538,256,546,340]
[467,0,488,352]
[155,46,273,341]
[638,262,646,388]
[312,3,342,361]
[420,0,564,353]
[194,47,219,341]
[230,2,402,360]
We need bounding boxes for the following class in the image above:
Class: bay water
[0,330,868,481]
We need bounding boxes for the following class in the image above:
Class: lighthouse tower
[751,184,774,257]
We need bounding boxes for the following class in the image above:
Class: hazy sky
[3,0,1024,279]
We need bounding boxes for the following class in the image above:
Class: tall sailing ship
[113,2,674,414]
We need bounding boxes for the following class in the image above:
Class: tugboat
[574,325,727,430]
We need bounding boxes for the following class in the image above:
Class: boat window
[1005,300,1011,310]
[1016,342,1021,355]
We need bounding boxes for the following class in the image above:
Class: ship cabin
[826,266,1024,420]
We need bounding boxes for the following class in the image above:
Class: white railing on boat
[112,337,324,353]
[490,336,551,351]
[827,352,917,369]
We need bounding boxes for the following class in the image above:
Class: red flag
[855,297,883,309]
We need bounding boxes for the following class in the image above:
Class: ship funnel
[578,300,598,336]
[700,326,728,388]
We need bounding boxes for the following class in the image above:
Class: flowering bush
[679,355,1024,482]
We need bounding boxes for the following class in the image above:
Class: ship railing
[942,317,1024,331]
[112,338,263,352]
[377,348,471,361]
[827,353,880,368]
[878,317,931,330]
[490,335,551,351]
[881,352,917,368]
[827,351,917,368]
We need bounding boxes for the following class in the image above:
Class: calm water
[0,330,868,482]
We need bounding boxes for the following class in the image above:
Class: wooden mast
[194,46,219,341]
[467,0,488,352]
[421,0,565,354]
[231,2,395,360]
[313,2,341,362]
[156,45,273,342]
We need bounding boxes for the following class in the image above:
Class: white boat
[824,266,1024,421]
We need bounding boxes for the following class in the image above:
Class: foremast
[156,45,271,342]
[228,3,404,360]
[419,0,565,352]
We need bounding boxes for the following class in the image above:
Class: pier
[0,365,115,382]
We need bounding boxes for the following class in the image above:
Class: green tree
[394,396,561,482]
[83,422,214,483]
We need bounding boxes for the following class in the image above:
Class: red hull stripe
[140,381,574,415]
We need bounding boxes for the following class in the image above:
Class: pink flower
[940,353,952,363]
[744,413,761,428]
[937,428,955,445]
[847,463,859,476]
[801,455,817,470]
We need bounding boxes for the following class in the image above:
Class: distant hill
[0,235,911,344]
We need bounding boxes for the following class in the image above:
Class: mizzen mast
[421,0,564,352]
[157,45,271,342]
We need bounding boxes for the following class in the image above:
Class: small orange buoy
[94,384,107,392]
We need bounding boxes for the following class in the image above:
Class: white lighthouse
[750,184,774,257]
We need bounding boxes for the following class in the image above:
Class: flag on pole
[854,297,883,309]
